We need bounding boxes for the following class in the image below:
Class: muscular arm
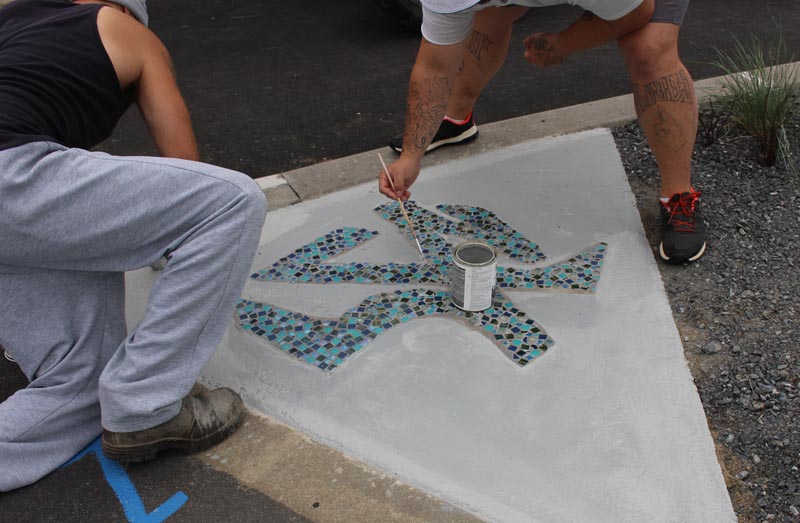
[380,38,464,200]
[523,0,654,66]
[135,42,199,160]
[96,7,199,161]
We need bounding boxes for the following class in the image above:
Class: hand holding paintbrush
[378,153,425,259]
[377,154,419,201]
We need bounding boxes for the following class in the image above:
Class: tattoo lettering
[651,107,688,152]
[633,70,694,114]
[529,34,563,67]
[466,30,493,62]
[405,76,450,152]
[531,35,549,51]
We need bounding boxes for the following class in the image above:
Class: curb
[260,61,800,210]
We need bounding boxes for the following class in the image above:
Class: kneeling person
[0,0,267,491]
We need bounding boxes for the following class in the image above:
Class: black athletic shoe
[659,191,707,264]
[389,113,478,153]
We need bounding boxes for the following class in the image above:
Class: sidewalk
[122,109,738,520]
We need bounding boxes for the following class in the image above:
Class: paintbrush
[377,153,425,258]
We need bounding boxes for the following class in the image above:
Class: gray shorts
[652,0,689,26]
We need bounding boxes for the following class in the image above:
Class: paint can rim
[453,241,497,267]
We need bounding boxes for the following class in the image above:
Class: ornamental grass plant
[712,34,799,168]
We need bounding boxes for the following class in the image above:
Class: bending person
[381,0,705,264]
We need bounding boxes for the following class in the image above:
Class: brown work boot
[101,387,244,463]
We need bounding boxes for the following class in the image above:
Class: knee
[238,176,268,225]
[195,168,267,237]
[619,29,681,80]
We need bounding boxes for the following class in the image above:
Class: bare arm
[96,7,199,160]
[136,43,199,160]
[379,38,464,200]
[523,0,654,67]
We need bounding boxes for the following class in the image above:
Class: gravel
[612,99,800,523]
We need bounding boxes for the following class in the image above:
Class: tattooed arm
[379,38,464,201]
[523,0,653,68]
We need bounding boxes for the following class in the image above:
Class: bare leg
[446,6,529,120]
[618,23,697,198]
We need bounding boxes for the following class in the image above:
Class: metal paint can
[450,241,497,312]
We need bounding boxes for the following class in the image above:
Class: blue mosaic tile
[376,202,545,263]
[498,243,606,292]
[238,289,553,371]
[251,202,604,290]
[240,202,607,372]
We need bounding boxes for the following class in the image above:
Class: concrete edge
[199,407,484,523]
[263,61,800,209]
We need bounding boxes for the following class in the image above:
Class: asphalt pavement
[97,0,800,177]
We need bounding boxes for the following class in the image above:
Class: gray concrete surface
[127,128,736,522]
[197,412,484,523]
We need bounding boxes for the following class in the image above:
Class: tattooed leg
[619,23,697,197]
[446,6,528,120]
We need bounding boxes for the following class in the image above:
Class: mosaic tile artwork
[238,290,551,371]
[239,202,607,372]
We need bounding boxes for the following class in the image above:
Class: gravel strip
[612,99,800,523]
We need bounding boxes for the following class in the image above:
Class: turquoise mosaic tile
[375,202,546,263]
[240,202,607,371]
[237,289,552,371]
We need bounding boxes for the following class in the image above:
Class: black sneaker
[659,191,707,264]
[389,112,478,153]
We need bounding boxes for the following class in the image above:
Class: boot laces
[664,191,701,233]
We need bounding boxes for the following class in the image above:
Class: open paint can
[450,241,497,312]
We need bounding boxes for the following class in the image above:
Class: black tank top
[0,0,132,151]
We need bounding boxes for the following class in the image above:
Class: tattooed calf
[633,70,694,114]
[651,107,688,152]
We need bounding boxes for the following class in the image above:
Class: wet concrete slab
[127,129,736,522]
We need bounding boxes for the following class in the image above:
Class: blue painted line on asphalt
[64,438,188,522]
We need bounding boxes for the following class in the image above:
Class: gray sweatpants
[0,141,267,491]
